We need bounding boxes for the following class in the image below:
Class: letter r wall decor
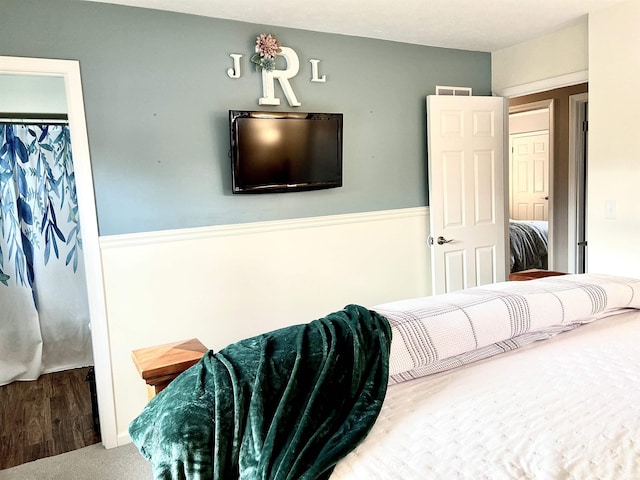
[226,33,328,107]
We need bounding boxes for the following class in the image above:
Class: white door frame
[0,56,117,448]
[508,99,554,270]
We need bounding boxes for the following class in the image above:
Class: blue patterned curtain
[0,123,92,385]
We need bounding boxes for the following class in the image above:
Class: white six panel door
[510,132,550,220]
[427,95,508,294]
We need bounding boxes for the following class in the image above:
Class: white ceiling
[80,0,625,52]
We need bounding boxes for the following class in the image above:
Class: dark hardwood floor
[0,367,101,470]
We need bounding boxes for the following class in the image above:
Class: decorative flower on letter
[251,33,282,71]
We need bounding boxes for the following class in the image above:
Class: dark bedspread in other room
[509,219,549,272]
[129,304,392,480]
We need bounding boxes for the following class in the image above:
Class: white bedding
[331,274,640,479]
[332,308,640,479]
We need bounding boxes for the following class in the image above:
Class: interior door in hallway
[510,132,550,220]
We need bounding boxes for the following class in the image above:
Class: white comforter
[331,274,640,479]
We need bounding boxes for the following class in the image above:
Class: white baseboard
[116,432,132,447]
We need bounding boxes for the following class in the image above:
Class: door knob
[436,236,454,245]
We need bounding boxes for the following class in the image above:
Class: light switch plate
[605,200,616,219]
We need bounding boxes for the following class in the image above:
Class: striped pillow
[373,274,640,384]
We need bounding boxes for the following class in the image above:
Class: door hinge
[582,120,588,132]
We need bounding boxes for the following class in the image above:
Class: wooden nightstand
[509,269,567,281]
[131,338,208,400]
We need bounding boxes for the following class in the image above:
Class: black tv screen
[229,110,343,194]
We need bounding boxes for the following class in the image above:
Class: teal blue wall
[1,0,491,235]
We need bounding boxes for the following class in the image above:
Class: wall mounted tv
[229,110,343,194]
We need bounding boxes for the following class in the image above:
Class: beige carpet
[0,443,151,480]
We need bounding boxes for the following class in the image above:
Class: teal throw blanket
[129,304,391,479]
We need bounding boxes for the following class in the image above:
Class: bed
[509,219,549,272]
[332,273,640,479]
[130,273,640,479]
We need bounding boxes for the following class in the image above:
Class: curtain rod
[0,112,69,125]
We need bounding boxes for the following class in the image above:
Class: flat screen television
[229,110,343,194]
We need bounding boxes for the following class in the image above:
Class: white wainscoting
[99,206,431,443]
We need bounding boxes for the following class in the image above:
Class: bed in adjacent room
[509,219,549,272]
[130,274,640,479]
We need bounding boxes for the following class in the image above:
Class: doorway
[508,83,588,274]
[0,75,99,466]
[0,76,93,384]
[508,101,553,273]
[0,56,115,450]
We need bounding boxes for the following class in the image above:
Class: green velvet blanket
[129,304,391,480]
